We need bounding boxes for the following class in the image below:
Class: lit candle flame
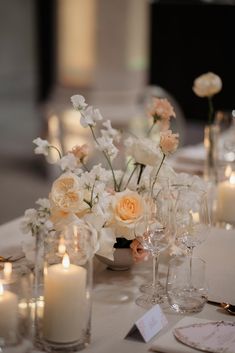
[229,172,235,185]
[4,262,12,278]
[0,283,3,296]
[62,253,70,269]
[225,165,232,178]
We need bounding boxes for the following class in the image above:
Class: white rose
[125,137,161,166]
[193,72,222,98]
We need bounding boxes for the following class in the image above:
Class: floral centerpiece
[22,94,180,263]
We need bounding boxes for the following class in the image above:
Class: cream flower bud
[160,130,179,155]
[193,72,222,98]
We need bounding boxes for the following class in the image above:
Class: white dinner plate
[174,321,235,353]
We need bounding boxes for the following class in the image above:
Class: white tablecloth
[0,217,235,353]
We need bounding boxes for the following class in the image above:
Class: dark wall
[35,0,57,102]
[149,2,235,122]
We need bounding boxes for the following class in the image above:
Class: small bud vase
[203,124,220,183]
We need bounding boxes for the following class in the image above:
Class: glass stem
[152,253,159,295]
[188,247,194,288]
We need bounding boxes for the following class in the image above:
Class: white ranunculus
[33,137,50,156]
[71,94,88,110]
[193,72,222,98]
[125,137,161,166]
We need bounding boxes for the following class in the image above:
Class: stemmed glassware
[134,185,170,308]
[172,185,211,285]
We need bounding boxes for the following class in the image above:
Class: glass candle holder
[215,169,235,229]
[34,224,93,352]
[166,256,208,314]
[0,262,33,353]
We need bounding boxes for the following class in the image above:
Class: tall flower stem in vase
[192,72,222,183]
[204,122,219,183]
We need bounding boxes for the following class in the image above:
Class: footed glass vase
[203,124,220,183]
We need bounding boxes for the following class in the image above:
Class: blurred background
[1,0,235,224]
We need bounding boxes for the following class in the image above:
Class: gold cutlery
[207,299,235,315]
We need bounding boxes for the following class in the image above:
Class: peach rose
[148,98,176,129]
[130,239,149,263]
[160,130,179,155]
[193,72,222,98]
[111,190,145,240]
[70,144,89,164]
[50,173,84,213]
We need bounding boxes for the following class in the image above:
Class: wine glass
[134,202,169,308]
[139,179,172,295]
[172,185,211,286]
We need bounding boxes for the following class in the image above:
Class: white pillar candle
[43,254,87,343]
[0,283,18,342]
[217,172,235,224]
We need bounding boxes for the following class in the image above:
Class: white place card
[125,304,168,343]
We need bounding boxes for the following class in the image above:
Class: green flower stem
[123,163,138,190]
[118,158,133,191]
[89,125,118,191]
[83,199,92,208]
[151,153,166,192]
[81,161,89,171]
[147,121,155,136]
[208,96,214,125]
[49,145,62,159]
[137,163,145,185]
[90,180,96,207]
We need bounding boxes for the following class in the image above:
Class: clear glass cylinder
[0,263,32,353]
[34,225,93,352]
[166,256,208,314]
[204,124,220,182]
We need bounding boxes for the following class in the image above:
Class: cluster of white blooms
[21,198,53,237]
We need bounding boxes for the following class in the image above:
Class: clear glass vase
[34,226,93,352]
[203,124,220,183]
